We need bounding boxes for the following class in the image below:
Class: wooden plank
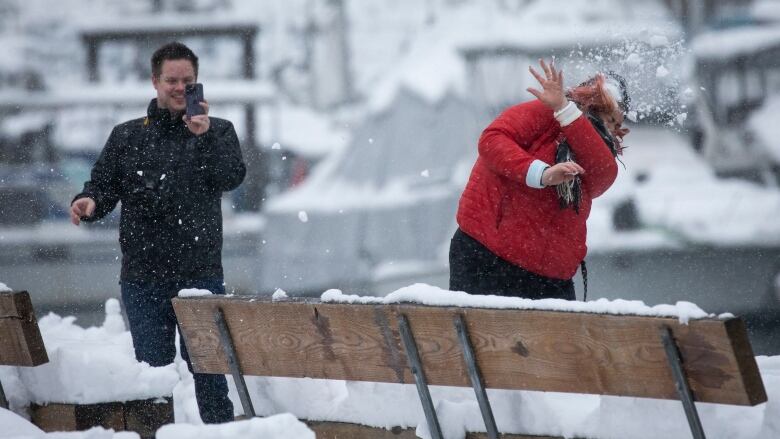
[75,402,126,431]
[307,421,417,439]
[30,403,77,431]
[0,291,33,318]
[31,402,124,432]
[306,420,563,438]
[0,291,48,366]
[464,434,562,439]
[173,297,767,406]
[124,397,174,439]
[31,399,171,437]
[723,318,766,404]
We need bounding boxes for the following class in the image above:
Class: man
[70,42,244,423]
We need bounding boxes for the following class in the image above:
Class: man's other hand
[70,197,96,225]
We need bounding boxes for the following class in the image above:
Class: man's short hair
[151,42,199,78]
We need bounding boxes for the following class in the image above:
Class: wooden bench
[173,296,767,439]
[0,290,171,438]
[0,290,49,409]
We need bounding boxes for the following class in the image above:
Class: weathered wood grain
[306,420,563,438]
[0,291,48,366]
[124,397,174,439]
[31,402,125,432]
[173,296,767,406]
[30,398,173,438]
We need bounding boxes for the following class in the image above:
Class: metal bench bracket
[660,325,706,439]
[215,307,256,418]
[0,379,8,409]
[454,313,499,439]
[398,313,443,439]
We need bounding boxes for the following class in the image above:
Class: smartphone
[185,83,205,117]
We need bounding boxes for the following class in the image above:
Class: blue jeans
[121,278,234,424]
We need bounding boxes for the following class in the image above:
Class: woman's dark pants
[449,228,575,300]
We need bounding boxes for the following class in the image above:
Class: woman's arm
[477,101,555,186]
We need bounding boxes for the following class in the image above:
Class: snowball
[178,288,213,297]
[624,53,642,67]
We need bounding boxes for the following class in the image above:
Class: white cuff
[553,101,582,127]
[526,160,550,189]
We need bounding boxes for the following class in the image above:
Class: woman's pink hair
[566,74,628,151]
[566,74,619,117]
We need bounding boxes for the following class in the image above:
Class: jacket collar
[146,99,184,127]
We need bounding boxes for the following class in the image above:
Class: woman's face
[598,109,629,139]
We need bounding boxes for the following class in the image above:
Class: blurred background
[0,0,779,353]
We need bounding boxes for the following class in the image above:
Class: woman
[449,59,630,300]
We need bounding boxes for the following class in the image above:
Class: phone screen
[185,83,205,117]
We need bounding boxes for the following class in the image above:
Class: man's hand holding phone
[184,83,210,136]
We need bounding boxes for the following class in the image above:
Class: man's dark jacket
[74,99,246,282]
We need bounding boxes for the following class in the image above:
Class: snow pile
[236,354,780,439]
[0,281,12,292]
[156,414,314,439]
[1,299,179,408]
[321,283,712,324]
[1,407,314,439]
[272,288,288,300]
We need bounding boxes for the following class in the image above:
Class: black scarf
[555,113,621,214]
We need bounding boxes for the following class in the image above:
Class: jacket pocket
[495,193,507,230]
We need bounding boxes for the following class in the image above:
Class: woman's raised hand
[527,59,568,112]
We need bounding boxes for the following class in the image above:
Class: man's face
[152,59,196,113]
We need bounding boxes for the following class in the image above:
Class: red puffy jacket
[456,100,618,280]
